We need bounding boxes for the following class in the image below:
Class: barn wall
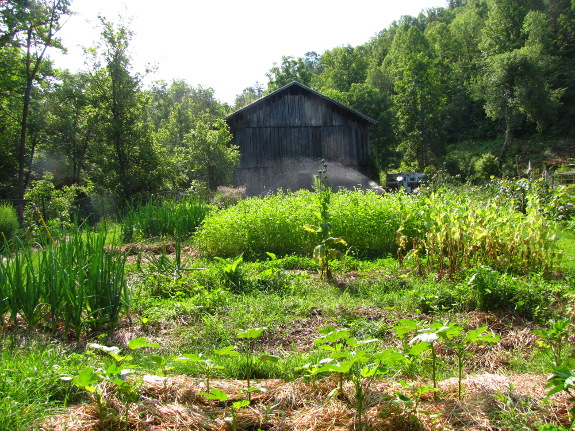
[226,84,373,195]
[228,88,370,169]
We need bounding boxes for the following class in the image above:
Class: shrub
[0,203,18,243]
[474,153,499,182]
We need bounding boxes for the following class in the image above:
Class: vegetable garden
[1,178,575,431]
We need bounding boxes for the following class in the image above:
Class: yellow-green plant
[400,187,560,277]
[303,163,347,279]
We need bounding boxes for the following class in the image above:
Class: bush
[473,153,499,182]
[0,203,18,243]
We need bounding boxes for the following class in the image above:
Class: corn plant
[400,187,560,277]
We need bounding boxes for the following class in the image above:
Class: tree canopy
[0,0,574,213]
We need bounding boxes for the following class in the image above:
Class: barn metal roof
[225,81,377,124]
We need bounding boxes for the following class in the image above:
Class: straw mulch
[39,373,571,431]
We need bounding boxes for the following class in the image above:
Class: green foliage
[24,172,89,226]
[533,320,572,367]
[474,152,500,182]
[214,254,245,291]
[303,164,347,279]
[0,227,128,336]
[307,325,405,430]
[0,202,18,243]
[171,117,239,191]
[121,196,213,241]
[400,186,560,276]
[197,189,417,259]
[383,23,446,170]
[0,342,83,431]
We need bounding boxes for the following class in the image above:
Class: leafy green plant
[176,345,239,393]
[70,337,160,428]
[199,388,249,431]
[533,320,572,367]
[236,327,278,401]
[394,380,437,419]
[311,325,405,431]
[409,322,462,395]
[0,202,18,246]
[215,254,244,291]
[0,227,128,336]
[446,326,500,399]
[121,196,213,242]
[545,366,575,430]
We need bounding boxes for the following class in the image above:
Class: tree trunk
[499,116,512,171]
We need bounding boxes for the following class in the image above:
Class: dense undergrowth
[1,179,575,430]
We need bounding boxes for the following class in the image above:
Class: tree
[40,70,101,185]
[234,82,264,109]
[86,17,162,205]
[266,54,316,91]
[175,117,239,190]
[3,0,71,221]
[313,45,368,93]
[383,24,446,171]
[476,1,561,163]
[322,83,397,172]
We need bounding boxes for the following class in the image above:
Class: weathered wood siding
[226,86,371,169]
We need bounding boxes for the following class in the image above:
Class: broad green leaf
[259,354,280,363]
[128,337,160,350]
[214,345,240,356]
[237,327,266,339]
[233,400,250,409]
[200,387,228,401]
[175,353,205,362]
[72,367,99,389]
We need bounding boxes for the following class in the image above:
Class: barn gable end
[225,82,375,195]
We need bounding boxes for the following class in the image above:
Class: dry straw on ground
[40,373,571,431]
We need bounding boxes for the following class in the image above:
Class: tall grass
[121,196,213,241]
[197,190,419,258]
[0,227,128,336]
[0,342,82,431]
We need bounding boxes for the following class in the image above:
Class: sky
[50,0,447,104]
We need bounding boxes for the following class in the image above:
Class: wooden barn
[224,81,376,195]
